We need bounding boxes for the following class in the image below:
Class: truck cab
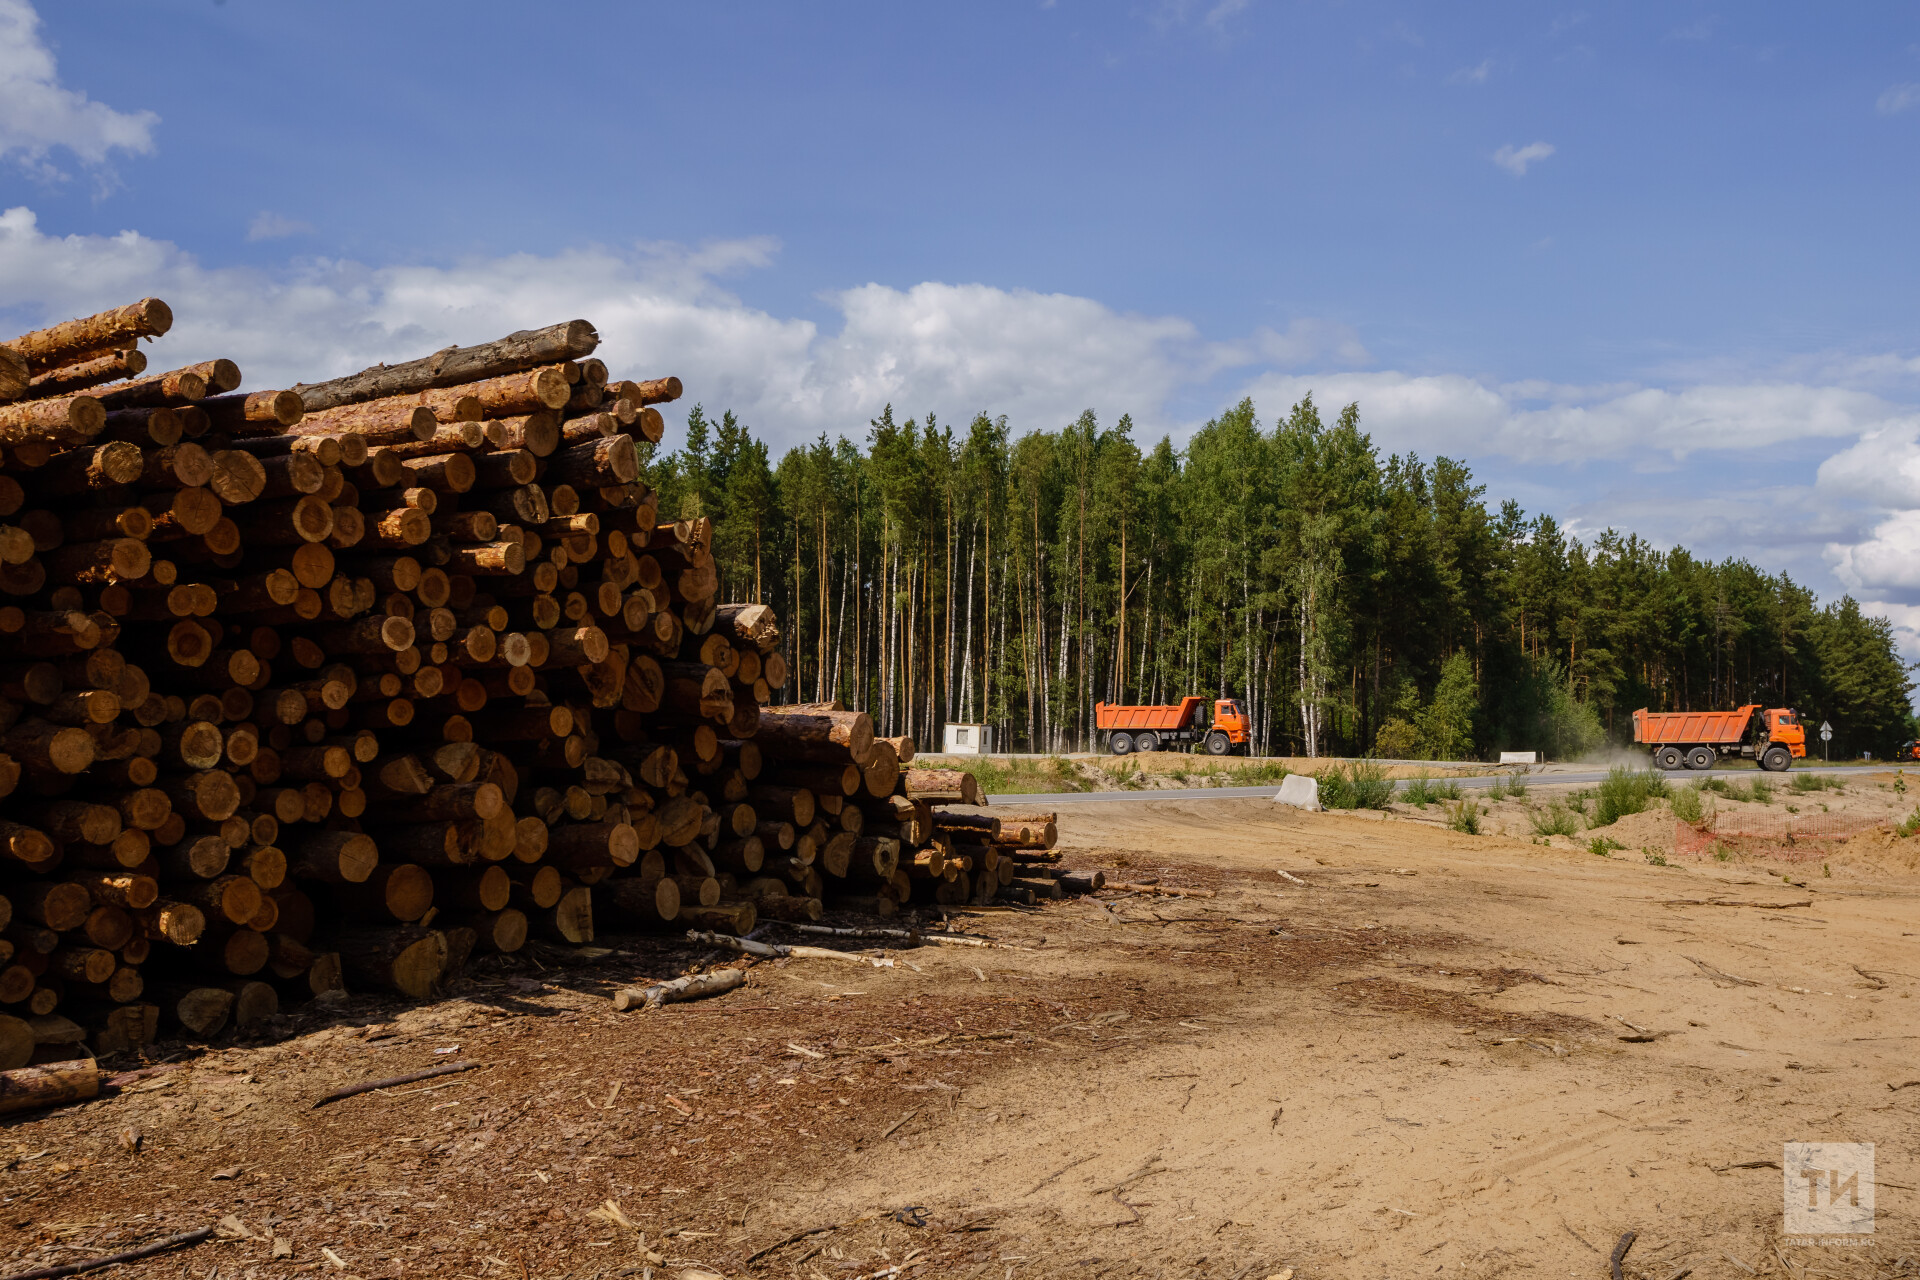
[1760,708,1807,759]
[1211,699,1250,753]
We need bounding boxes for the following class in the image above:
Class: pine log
[134,900,206,945]
[534,887,593,943]
[201,389,306,430]
[290,322,598,411]
[755,707,874,764]
[904,768,982,805]
[333,863,434,922]
[10,299,172,374]
[287,830,378,884]
[0,1060,100,1115]
[334,925,446,999]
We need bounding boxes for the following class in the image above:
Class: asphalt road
[981,763,1883,806]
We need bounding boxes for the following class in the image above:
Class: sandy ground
[6,779,1919,1279]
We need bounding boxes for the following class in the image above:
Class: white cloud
[1878,83,1920,115]
[1204,0,1249,27]
[1492,141,1555,176]
[0,206,1239,446]
[246,212,314,243]
[1830,511,1920,599]
[1231,368,1897,466]
[1449,59,1492,85]
[0,0,156,179]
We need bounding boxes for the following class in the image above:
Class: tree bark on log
[904,768,982,805]
[291,321,599,412]
[11,299,172,374]
[612,965,743,1011]
[0,1060,100,1115]
[334,925,446,1000]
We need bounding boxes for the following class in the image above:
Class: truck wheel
[1206,731,1231,756]
[1109,731,1134,756]
[1654,746,1682,770]
[1761,745,1792,773]
[1134,731,1159,753]
[1686,746,1715,771]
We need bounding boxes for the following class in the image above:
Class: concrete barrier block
[1274,773,1320,811]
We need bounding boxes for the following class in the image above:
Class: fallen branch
[686,931,894,967]
[1888,1080,1920,1091]
[1025,1153,1097,1196]
[1662,898,1812,910]
[1275,869,1309,886]
[1609,1230,1637,1280]
[313,1060,481,1108]
[742,1212,877,1265]
[1853,964,1889,990]
[1103,882,1216,899]
[0,1227,213,1280]
[1682,955,1760,987]
[612,967,747,1012]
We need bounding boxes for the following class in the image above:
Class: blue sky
[6,1,1920,646]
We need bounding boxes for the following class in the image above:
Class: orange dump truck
[1095,697,1250,756]
[1631,704,1806,772]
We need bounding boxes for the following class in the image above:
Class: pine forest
[642,394,1913,762]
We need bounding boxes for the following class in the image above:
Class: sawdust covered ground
[7,786,1920,1279]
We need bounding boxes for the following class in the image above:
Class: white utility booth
[942,723,994,755]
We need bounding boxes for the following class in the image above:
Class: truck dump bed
[1095,697,1203,732]
[1633,705,1758,746]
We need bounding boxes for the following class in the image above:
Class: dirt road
[7,788,1917,1278]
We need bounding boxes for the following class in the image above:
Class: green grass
[1214,760,1293,786]
[1703,776,1775,804]
[1316,759,1395,810]
[1643,849,1669,866]
[1529,802,1583,838]
[1898,807,1920,839]
[955,756,1090,795]
[1445,799,1482,834]
[1790,773,1845,794]
[1587,836,1625,857]
[1669,784,1705,824]
[1401,773,1463,807]
[1593,767,1669,826]
[1486,773,1528,802]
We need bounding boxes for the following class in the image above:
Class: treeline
[638,396,1914,761]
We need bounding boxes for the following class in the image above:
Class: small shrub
[1898,807,1920,839]
[1714,849,1732,861]
[1748,777,1774,805]
[1431,777,1463,801]
[1894,774,1908,795]
[1669,785,1704,825]
[1445,799,1482,834]
[1588,836,1624,857]
[1486,775,1508,802]
[1317,759,1394,810]
[1529,802,1582,837]
[1791,773,1844,794]
[1823,862,1831,877]
[1504,773,1528,800]
[1401,774,1439,808]
[1644,849,1669,867]
[1567,788,1594,817]
[1701,777,1733,797]
[1594,767,1665,826]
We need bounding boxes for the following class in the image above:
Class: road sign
[1820,721,1833,742]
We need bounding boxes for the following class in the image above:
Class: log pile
[0,300,1086,1061]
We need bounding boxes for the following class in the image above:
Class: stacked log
[0,299,1094,1057]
